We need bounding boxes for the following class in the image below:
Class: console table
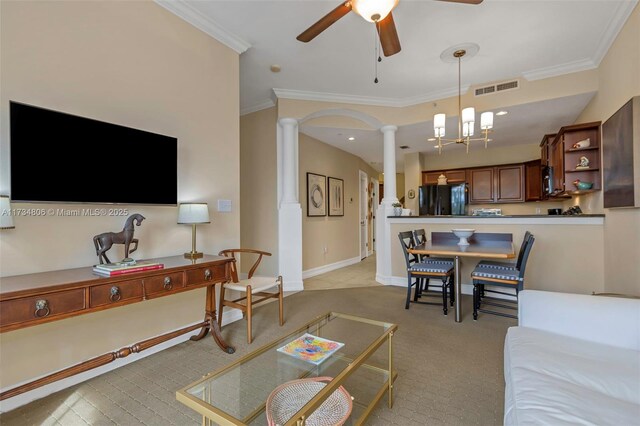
[0,255,234,401]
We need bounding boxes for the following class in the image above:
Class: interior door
[359,171,368,260]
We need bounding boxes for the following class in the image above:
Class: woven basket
[266,377,353,426]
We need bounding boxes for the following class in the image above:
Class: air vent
[474,79,519,96]
[399,145,410,150]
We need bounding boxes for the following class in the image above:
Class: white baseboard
[0,311,244,413]
[302,256,361,279]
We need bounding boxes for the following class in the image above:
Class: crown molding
[271,85,469,108]
[240,99,276,116]
[591,0,638,66]
[522,58,597,81]
[154,0,251,54]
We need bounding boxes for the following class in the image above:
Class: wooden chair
[412,228,455,306]
[398,231,454,315]
[471,235,535,320]
[218,249,284,344]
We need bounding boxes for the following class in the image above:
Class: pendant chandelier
[433,49,494,154]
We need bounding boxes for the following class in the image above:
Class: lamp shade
[351,0,399,22]
[481,112,494,130]
[178,203,210,224]
[0,196,14,229]
[434,113,446,137]
[462,107,475,124]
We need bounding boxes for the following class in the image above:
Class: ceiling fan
[296,0,484,57]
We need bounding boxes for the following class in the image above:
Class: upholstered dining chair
[398,231,454,315]
[218,249,284,344]
[471,234,535,320]
[412,228,455,306]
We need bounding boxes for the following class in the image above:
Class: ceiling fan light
[481,112,494,130]
[351,0,399,23]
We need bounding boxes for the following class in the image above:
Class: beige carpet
[304,256,382,291]
[1,284,512,425]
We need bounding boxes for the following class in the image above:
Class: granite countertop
[388,214,605,218]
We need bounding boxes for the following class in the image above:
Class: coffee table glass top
[177,312,397,426]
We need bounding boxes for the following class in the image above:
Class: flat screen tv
[10,102,178,205]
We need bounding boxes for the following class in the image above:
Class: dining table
[408,232,516,322]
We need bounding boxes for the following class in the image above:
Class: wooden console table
[0,255,234,401]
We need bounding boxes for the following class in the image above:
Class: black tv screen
[10,102,178,205]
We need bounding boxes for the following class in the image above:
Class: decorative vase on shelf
[437,174,448,185]
[392,204,403,216]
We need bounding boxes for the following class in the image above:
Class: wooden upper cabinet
[422,170,467,185]
[468,168,495,203]
[550,136,565,193]
[525,160,543,201]
[496,165,525,203]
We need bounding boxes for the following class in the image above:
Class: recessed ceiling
[300,92,595,172]
[157,0,636,112]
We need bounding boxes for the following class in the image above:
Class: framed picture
[307,172,326,216]
[602,96,640,208]
[328,177,344,217]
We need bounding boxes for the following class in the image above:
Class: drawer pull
[109,286,121,302]
[204,269,212,280]
[163,276,173,290]
[34,299,50,318]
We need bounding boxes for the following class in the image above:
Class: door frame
[359,170,369,260]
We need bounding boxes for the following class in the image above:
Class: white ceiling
[300,92,595,172]
[157,0,636,170]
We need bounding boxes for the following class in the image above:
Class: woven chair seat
[477,260,517,270]
[224,276,280,293]
[472,266,522,282]
[408,262,453,274]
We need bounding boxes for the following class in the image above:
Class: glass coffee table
[177,312,398,426]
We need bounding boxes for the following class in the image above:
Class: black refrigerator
[419,184,468,215]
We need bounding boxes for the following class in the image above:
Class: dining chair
[218,249,284,344]
[412,228,455,306]
[471,234,535,320]
[476,231,532,270]
[398,231,454,315]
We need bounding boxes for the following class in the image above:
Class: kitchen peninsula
[386,214,605,298]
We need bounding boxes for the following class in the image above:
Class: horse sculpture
[93,214,145,264]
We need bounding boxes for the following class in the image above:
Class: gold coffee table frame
[177,312,398,426]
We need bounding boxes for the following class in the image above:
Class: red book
[93,264,164,276]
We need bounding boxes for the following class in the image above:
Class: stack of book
[92,260,164,277]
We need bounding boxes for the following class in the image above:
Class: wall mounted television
[10,101,178,205]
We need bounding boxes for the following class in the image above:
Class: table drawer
[144,272,184,297]
[0,289,86,328]
[185,265,225,286]
[90,279,143,308]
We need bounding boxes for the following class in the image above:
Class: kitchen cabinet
[423,170,466,185]
[496,165,525,203]
[525,160,543,201]
[550,135,565,194]
[468,168,495,203]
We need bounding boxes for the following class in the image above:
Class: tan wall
[391,221,605,295]
[240,107,278,276]
[299,134,378,270]
[404,153,422,214]
[378,173,405,203]
[0,1,239,388]
[570,3,640,295]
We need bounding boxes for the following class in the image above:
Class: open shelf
[565,146,599,153]
[566,168,600,173]
[565,189,598,195]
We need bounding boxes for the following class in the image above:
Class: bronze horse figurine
[93,214,145,264]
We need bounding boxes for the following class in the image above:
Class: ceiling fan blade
[377,12,401,57]
[296,2,353,42]
[436,0,484,4]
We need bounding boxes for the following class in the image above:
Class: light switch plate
[217,199,232,212]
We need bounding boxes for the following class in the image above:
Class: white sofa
[504,290,640,425]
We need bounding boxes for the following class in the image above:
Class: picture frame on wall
[602,96,640,208]
[328,177,344,217]
[307,172,326,216]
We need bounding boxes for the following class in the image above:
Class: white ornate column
[381,125,398,206]
[277,118,303,291]
[376,124,398,285]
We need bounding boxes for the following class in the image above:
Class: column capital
[380,124,398,133]
[279,117,299,127]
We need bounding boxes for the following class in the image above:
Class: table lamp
[0,196,15,230]
[178,203,210,259]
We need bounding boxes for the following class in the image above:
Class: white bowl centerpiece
[452,229,475,246]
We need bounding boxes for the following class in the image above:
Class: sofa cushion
[505,327,640,424]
